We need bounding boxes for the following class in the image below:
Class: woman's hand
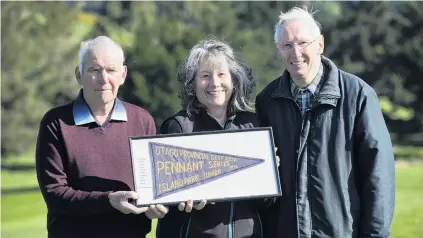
[178,199,208,213]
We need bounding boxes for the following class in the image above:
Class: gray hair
[78,36,125,74]
[274,6,322,44]
[177,37,256,117]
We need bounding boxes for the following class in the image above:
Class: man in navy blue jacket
[256,6,395,238]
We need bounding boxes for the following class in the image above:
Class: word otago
[154,145,239,161]
[156,158,238,175]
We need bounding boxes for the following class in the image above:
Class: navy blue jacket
[255,56,395,238]
[156,110,266,238]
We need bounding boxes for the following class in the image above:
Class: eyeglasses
[277,35,321,53]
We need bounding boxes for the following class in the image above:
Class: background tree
[324,1,423,143]
[1,2,94,157]
[90,1,282,128]
[1,1,422,158]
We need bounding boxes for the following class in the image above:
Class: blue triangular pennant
[149,142,265,199]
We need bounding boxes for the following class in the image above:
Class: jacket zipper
[285,97,305,237]
[184,217,191,238]
[228,201,234,238]
[223,118,234,238]
[281,92,335,237]
[258,211,263,238]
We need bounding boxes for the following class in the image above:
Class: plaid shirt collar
[290,63,324,97]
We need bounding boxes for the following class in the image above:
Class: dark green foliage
[2,1,422,158]
[1,2,87,156]
[324,1,423,137]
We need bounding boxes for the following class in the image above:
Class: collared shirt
[290,64,324,115]
[72,90,127,126]
[288,63,324,237]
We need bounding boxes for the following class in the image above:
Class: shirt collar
[72,90,128,126]
[290,63,324,97]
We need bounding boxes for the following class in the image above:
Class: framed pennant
[129,127,281,206]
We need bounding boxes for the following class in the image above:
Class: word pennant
[149,142,264,199]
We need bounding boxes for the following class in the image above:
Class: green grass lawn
[0,192,158,238]
[1,169,38,189]
[1,151,39,189]
[391,162,423,238]
[2,162,422,238]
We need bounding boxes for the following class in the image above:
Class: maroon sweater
[35,96,156,238]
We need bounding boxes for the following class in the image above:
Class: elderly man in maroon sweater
[35,36,168,238]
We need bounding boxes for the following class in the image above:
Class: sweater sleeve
[35,121,115,216]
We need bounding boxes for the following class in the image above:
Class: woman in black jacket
[156,37,273,238]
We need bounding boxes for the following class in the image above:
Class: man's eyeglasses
[277,35,321,53]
